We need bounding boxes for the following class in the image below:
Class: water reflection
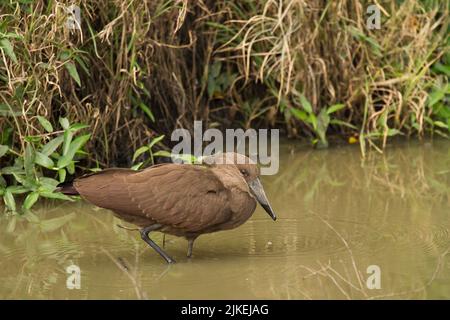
[0,140,449,299]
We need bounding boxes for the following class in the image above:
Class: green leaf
[0,103,23,117]
[64,61,81,87]
[24,143,35,177]
[434,121,448,129]
[299,94,313,114]
[174,153,198,164]
[59,50,71,61]
[210,61,222,78]
[57,155,70,169]
[39,191,74,201]
[12,173,37,190]
[132,145,149,162]
[348,26,382,57]
[39,177,60,192]
[290,108,308,121]
[23,192,39,210]
[58,134,90,168]
[67,161,75,174]
[68,134,90,155]
[137,103,155,122]
[41,136,64,156]
[62,129,73,156]
[326,104,346,114]
[329,119,358,130]
[58,134,91,168]
[1,166,25,175]
[74,55,90,76]
[75,149,88,156]
[386,128,403,136]
[130,162,143,171]
[316,109,330,147]
[59,117,70,130]
[35,151,54,169]
[69,123,89,132]
[359,133,366,155]
[207,76,216,98]
[7,186,28,194]
[3,189,16,211]
[153,150,172,158]
[148,135,165,149]
[432,62,450,77]
[36,116,53,133]
[0,38,18,63]
[308,113,318,130]
[58,168,66,183]
[428,87,446,108]
[13,157,22,168]
[0,145,8,158]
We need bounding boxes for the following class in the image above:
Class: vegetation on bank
[0,0,449,212]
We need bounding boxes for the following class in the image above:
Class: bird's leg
[140,224,176,264]
[187,237,196,258]
[162,234,166,248]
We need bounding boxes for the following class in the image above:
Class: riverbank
[0,1,448,212]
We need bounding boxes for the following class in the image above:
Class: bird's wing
[74,168,141,216]
[74,164,232,231]
[125,164,232,231]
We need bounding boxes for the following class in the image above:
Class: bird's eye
[240,169,248,176]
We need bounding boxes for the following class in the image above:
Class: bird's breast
[226,189,257,228]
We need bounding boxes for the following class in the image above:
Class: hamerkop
[57,152,277,263]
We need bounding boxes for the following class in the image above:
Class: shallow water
[0,140,449,299]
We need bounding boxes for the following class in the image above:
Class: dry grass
[214,0,449,146]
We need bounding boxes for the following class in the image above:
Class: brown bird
[57,152,277,263]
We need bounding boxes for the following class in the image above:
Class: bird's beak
[248,178,277,221]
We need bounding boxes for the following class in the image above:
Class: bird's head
[203,152,277,221]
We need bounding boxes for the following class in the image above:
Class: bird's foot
[186,238,195,258]
[140,225,176,264]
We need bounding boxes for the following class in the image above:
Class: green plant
[425,82,450,137]
[131,135,166,170]
[213,0,448,151]
[0,117,91,213]
[207,61,237,99]
[131,134,202,169]
[426,46,450,137]
[0,0,448,173]
[290,94,354,148]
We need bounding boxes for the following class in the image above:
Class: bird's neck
[211,166,250,193]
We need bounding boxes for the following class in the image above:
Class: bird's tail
[55,181,79,195]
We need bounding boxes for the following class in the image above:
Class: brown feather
[72,159,259,238]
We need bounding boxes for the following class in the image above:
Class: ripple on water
[380,223,450,255]
[191,217,387,260]
[193,216,450,262]
[2,216,449,271]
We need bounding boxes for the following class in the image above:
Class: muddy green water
[0,140,449,299]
